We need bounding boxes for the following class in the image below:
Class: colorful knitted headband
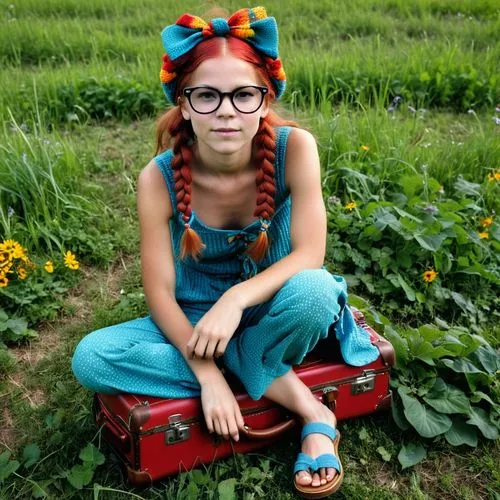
[159,6,286,104]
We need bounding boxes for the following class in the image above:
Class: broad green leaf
[465,373,492,392]
[79,444,105,466]
[471,391,495,406]
[423,378,471,414]
[6,318,28,336]
[191,469,209,485]
[444,419,478,447]
[0,452,20,483]
[398,443,426,469]
[31,480,51,498]
[22,443,40,469]
[466,408,498,440]
[377,446,392,462]
[383,326,409,364]
[454,176,481,196]
[441,358,485,374]
[392,395,410,430]
[472,345,499,374]
[66,463,94,489]
[414,233,447,252]
[218,478,237,500]
[400,175,423,198]
[397,274,416,301]
[418,325,444,342]
[400,393,452,437]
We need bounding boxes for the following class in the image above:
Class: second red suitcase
[93,308,395,487]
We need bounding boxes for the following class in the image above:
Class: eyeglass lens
[188,87,264,113]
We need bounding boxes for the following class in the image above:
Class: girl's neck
[192,141,254,178]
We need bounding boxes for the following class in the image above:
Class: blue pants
[72,269,354,401]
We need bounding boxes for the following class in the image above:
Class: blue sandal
[293,422,344,499]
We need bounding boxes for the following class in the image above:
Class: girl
[71,7,379,498]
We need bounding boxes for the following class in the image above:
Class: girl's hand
[187,292,244,359]
[200,369,245,441]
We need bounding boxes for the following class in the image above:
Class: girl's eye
[196,91,217,100]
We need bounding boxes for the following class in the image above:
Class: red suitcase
[93,308,395,487]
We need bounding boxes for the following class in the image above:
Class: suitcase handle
[241,417,296,440]
[97,411,131,453]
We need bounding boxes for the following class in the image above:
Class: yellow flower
[480,217,493,228]
[2,239,24,258]
[496,172,500,181]
[488,173,495,181]
[423,269,438,283]
[64,250,80,270]
[478,231,489,239]
[345,201,357,211]
[44,260,54,273]
[0,274,8,287]
[361,145,370,152]
[17,266,27,280]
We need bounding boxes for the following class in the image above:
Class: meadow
[0,0,499,498]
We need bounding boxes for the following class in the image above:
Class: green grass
[1,0,499,498]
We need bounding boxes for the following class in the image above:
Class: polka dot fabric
[71,127,379,400]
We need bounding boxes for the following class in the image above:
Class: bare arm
[228,127,327,309]
[137,160,219,384]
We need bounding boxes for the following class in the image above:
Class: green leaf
[218,478,237,500]
[414,233,447,252]
[392,395,410,430]
[0,451,20,483]
[472,345,499,374]
[466,408,499,440]
[79,444,105,466]
[31,480,51,498]
[22,443,40,468]
[454,176,481,196]
[418,324,444,342]
[471,391,495,406]
[66,463,94,489]
[398,443,426,469]
[441,358,485,374]
[400,393,452,437]
[383,326,409,364]
[377,446,392,462]
[397,274,416,301]
[444,419,478,447]
[423,378,471,414]
[191,469,209,485]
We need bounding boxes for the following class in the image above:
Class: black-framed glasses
[182,85,268,114]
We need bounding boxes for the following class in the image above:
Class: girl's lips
[213,129,240,135]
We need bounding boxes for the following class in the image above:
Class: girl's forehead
[188,55,260,88]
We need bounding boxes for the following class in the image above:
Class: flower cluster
[0,239,79,288]
[487,171,500,182]
[477,215,494,239]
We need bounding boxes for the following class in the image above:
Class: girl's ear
[260,98,270,119]
[178,97,191,121]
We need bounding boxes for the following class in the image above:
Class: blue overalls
[71,126,379,401]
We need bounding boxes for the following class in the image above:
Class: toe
[296,470,312,486]
[326,467,336,482]
[319,468,327,485]
[311,472,321,487]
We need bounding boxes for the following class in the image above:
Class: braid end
[180,226,206,261]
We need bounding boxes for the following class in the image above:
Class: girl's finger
[215,339,229,358]
[227,414,239,442]
[194,336,209,359]
[214,418,222,437]
[204,338,219,359]
[186,333,199,359]
[219,416,230,440]
[235,408,245,431]
[205,415,214,434]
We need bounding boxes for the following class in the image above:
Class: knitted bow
[160,6,286,103]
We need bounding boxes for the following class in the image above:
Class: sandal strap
[293,452,341,474]
[300,422,337,442]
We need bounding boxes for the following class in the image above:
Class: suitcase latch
[165,414,190,445]
[322,386,338,411]
[351,370,376,395]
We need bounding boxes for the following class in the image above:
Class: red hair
[155,36,298,262]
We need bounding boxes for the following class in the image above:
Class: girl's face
[179,54,269,158]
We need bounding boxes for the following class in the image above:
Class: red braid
[246,116,277,262]
[167,108,206,261]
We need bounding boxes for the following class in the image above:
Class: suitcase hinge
[352,369,376,395]
[165,414,190,445]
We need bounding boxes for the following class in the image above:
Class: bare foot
[295,401,338,488]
